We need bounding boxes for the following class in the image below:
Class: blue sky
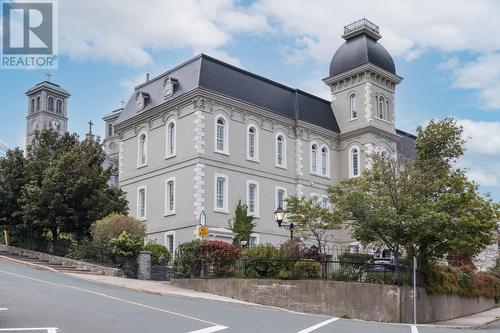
[1,0,499,200]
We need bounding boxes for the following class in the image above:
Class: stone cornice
[339,125,401,142]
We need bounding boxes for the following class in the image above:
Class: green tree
[285,196,343,255]
[331,119,498,270]
[20,129,128,252]
[228,200,256,247]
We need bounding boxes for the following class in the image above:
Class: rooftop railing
[344,18,379,35]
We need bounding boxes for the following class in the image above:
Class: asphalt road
[0,259,498,333]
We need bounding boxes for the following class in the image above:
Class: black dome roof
[329,34,395,77]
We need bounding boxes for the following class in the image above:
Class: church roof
[116,54,340,132]
[26,81,70,97]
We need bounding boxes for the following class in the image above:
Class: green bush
[173,240,202,278]
[365,272,395,284]
[90,214,146,263]
[201,240,240,276]
[292,259,321,279]
[276,269,294,280]
[329,268,358,282]
[242,244,290,278]
[144,241,171,265]
[108,231,144,265]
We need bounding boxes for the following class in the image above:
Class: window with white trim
[138,132,147,167]
[137,187,146,219]
[311,144,318,173]
[246,180,259,217]
[378,96,385,119]
[165,232,175,257]
[247,125,258,160]
[322,197,329,209]
[165,178,175,215]
[321,146,328,176]
[349,146,360,178]
[312,195,320,206]
[214,174,228,212]
[276,187,287,210]
[350,94,357,120]
[166,120,176,158]
[276,134,286,167]
[215,116,228,154]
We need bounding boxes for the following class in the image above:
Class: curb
[0,255,59,273]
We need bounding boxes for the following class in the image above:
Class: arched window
[350,94,357,120]
[378,97,384,119]
[30,99,35,113]
[311,144,318,173]
[108,123,113,136]
[276,188,286,210]
[215,116,228,154]
[56,100,62,114]
[321,147,328,176]
[48,97,54,112]
[247,125,257,160]
[247,180,259,216]
[349,147,360,178]
[214,174,228,211]
[138,133,147,167]
[276,134,286,167]
[36,96,40,111]
[165,178,175,215]
[166,120,176,157]
[386,100,390,118]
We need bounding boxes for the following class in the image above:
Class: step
[53,266,79,270]
[61,270,104,275]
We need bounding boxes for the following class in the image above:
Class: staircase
[0,249,103,275]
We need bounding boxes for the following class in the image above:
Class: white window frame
[214,114,229,155]
[165,177,176,216]
[310,141,319,174]
[275,186,287,210]
[311,193,320,206]
[349,146,361,178]
[246,123,259,162]
[137,186,147,220]
[137,131,148,168]
[164,231,176,258]
[165,119,176,159]
[322,196,329,209]
[275,132,287,168]
[320,145,330,177]
[214,173,228,213]
[246,180,260,218]
[350,94,357,120]
[249,233,260,247]
[378,96,385,119]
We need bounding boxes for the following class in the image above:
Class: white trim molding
[295,138,303,176]
[214,173,229,213]
[137,185,147,220]
[137,130,148,168]
[349,145,361,178]
[275,132,287,169]
[164,177,176,216]
[214,113,229,155]
[364,82,373,123]
[194,110,206,154]
[275,186,287,210]
[165,118,177,159]
[246,179,260,218]
[164,231,176,258]
[193,163,205,217]
[246,123,259,162]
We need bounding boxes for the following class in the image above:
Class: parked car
[368,258,396,273]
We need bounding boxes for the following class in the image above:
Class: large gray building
[103,19,415,254]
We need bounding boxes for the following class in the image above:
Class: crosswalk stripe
[411,325,419,333]
[297,318,339,333]
[186,326,228,333]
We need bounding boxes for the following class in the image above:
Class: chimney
[146,73,150,82]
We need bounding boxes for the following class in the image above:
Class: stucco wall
[171,278,495,323]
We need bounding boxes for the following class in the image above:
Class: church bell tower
[25,77,70,146]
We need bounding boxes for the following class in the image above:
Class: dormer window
[136,92,150,112]
[164,77,178,99]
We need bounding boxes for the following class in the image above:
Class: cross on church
[46,72,52,82]
[120,99,125,108]
[88,120,94,134]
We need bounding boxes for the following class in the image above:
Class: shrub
[365,272,395,284]
[337,252,374,281]
[108,231,144,265]
[90,214,146,263]
[144,241,171,265]
[278,239,305,260]
[338,252,374,264]
[201,240,240,276]
[242,244,287,278]
[329,268,358,282]
[173,240,202,278]
[293,259,321,279]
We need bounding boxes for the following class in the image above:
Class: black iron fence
[173,258,423,287]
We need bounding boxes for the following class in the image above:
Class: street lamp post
[274,207,295,240]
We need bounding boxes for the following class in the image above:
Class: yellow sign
[198,226,209,238]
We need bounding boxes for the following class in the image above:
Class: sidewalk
[67,273,250,305]
[433,306,500,329]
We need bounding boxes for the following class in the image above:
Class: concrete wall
[171,278,496,323]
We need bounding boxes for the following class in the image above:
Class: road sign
[198,226,209,238]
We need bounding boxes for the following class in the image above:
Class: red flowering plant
[201,240,240,276]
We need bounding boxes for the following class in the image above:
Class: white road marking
[186,325,228,333]
[0,269,224,328]
[297,318,339,333]
[0,308,7,311]
[0,328,57,332]
[411,325,419,333]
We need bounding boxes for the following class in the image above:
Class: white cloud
[58,0,268,66]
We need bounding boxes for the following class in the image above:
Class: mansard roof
[26,81,70,97]
[116,54,340,132]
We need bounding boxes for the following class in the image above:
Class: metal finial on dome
[342,18,381,41]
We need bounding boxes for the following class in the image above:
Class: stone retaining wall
[0,244,123,277]
[171,278,496,323]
